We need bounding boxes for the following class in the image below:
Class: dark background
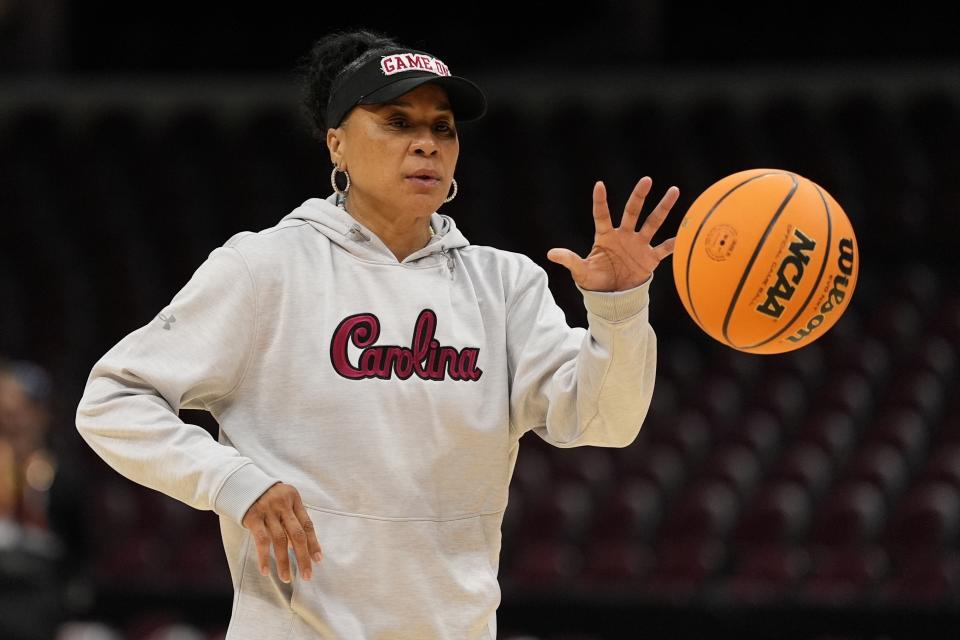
[4,2,960,75]
[2,2,959,639]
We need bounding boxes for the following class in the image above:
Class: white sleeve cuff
[575,273,653,322]
[214,462,282,525]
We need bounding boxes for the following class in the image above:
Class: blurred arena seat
[722,545,811,602]
[3,74,957,635]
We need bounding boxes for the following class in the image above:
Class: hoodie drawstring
[440,247,454,280]
[348,222,455,280]
[347,225,370,242]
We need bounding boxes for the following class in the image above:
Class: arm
[509,176,678,448]
[506,258,656,448]
[75,243,281,526]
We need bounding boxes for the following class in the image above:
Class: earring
[444,177,458,204]
[331,166,351,196]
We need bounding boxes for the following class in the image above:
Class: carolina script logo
[330,309,482,381]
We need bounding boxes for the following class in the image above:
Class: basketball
[671,169,859,355]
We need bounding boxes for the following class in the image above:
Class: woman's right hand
[241,481,323,583]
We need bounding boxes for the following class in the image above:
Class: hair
[295,29,403,143]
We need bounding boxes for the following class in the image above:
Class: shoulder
[459,244,543,277]
[218,218,315,271]
[223,218,312,252]
[458,244,547,301]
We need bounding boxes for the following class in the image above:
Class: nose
[411,135,438,156]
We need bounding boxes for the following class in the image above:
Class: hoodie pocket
[290,505,500,639]
[224,528,298,640]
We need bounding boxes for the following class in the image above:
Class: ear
[326,126,346,169]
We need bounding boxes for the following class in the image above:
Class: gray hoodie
[75,192,657,639]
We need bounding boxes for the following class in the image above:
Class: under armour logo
[158,313,176,330]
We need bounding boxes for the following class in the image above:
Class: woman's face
[328,82,460,218]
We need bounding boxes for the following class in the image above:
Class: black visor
[326,48,487,129]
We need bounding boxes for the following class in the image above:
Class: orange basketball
[672,169,859,355]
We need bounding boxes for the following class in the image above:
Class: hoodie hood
[280,193,469,279]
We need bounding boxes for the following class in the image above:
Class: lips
[408,169,441,180]
[407,177,441,187]
[406,170,442,188]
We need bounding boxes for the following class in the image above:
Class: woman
[75,30,678,639]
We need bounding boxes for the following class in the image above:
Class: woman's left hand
[547,177,679,292]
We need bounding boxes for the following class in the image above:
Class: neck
[342,191,433,262]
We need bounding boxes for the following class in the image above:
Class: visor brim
[358,74,487,122]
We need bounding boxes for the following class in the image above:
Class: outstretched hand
[547,177,678,292]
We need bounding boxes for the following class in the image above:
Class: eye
[435,121,456,135]
[388,117,408,129]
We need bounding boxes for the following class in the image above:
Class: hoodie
[75,192,658,639]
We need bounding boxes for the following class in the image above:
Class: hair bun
[297,30,402,142]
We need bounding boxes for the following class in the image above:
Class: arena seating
[2,77,957,639]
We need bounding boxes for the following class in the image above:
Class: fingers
[621,176,653,232]
[654,236,677,260]
[592,181,613,234]
[293,500,324,565]
[266,516,292,583]
[281,510,314,581]
[637,185,680,244]
[546,247,584,281]
[249,519,273,579]
[242,483,322,585]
